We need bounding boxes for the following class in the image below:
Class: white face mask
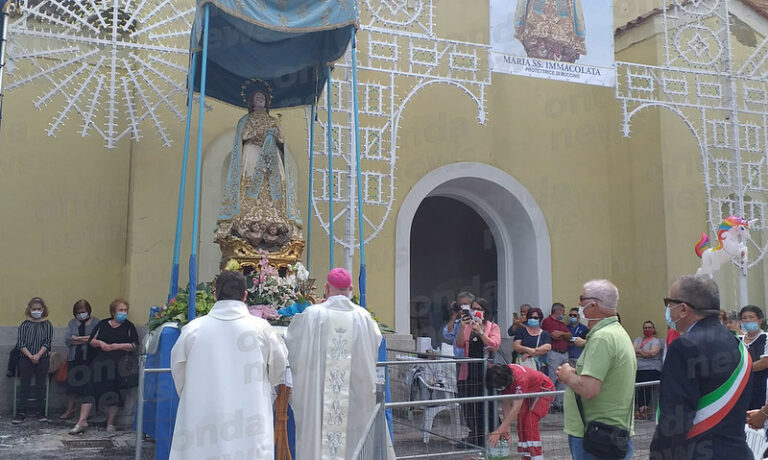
[578,304,599,325]
[77,312,89,321]
[30,310,43,319]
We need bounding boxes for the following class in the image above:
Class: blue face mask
[569,317,578,324]
[665,307,676,331]
[743,321,760,333]
[527,319,540,328]
[115,312,127,323]
[558,314,564,321]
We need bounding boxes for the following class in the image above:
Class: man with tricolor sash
[650,275,752,460]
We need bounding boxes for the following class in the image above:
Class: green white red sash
[686,341,751,439]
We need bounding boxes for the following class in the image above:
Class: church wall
[609,35,670,338]
[0,1,672,335]
[0,82,131,326]
[3,0,766,345]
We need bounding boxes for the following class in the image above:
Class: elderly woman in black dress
[70,298,139,434]
[60,299,99,420]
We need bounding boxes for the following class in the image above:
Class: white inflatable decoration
[695,216,754,278]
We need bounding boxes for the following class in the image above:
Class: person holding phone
[456,298,501,446]
[508,304,531,337]
[442,292,475,358]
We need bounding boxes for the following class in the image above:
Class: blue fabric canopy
[189,0,357,109]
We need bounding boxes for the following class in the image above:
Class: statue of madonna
[214,80,303,268]
[514,0,586,63]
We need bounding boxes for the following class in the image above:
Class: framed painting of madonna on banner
[490,0,615,87]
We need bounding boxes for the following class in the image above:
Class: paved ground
[0,412,155,460]
[0,409,653,460]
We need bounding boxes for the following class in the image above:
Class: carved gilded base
[218,236,305,272]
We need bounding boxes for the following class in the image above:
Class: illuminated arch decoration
[308,0,491,252]
[4,0,195,148]
[617,0,768,270]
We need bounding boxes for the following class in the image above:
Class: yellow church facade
[1,0,766,346]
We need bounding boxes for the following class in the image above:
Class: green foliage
[147,283,216,330]
[350,295,395,334]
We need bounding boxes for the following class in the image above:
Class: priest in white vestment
[169,270,288,460]
[286,268,383,460]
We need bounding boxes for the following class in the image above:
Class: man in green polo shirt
[556,279,637,460]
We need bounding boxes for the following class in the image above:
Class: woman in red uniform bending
[486,363,554,459]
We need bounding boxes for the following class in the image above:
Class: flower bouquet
[246,251,312,326]
[148,252,313,330]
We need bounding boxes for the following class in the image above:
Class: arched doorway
[409,197,498,346]
[395,162,552,337]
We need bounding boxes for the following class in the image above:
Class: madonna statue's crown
[240,78,274,105]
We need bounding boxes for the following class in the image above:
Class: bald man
[285,268,382,460]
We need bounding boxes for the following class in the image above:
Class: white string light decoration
[4,0,194,148]
[309,0,490,249]
[617,0,768,269]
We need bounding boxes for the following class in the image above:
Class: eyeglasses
[579,296,600,303]
[663,297,696,310]
[529,316,541,320]
[495,386,506,392]
[569,314,578,317]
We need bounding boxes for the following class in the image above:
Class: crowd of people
[11,267,383,460]
[13,270,768,459]
[13,297,138,434]
[441,275,768,459]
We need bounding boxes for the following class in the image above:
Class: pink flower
[248,304,280,320]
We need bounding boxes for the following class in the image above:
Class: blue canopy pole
[188,4,210,321]
[350,30,366,308]
[306,103,316,270]
[167,53,198,304]
[326,65,334,269]
[352,29,366,307]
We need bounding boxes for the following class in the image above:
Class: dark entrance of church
[409,196,498,349]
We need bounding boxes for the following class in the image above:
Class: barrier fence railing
[378,348,661,459]
[352,402,387,460]
[381,383,660,460]
[134,349,661,460]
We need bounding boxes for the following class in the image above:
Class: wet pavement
[0,412,155,460]
[0,409,653,459]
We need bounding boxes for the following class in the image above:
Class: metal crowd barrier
[378,348,661,459]
[134,346,171,460]
[382,382,661,460]
[134,346,662,460]
[352,402,387,459]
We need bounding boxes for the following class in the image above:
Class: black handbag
[576,395,630,459]
[117,325,139,389]
[6,348,20,378]
[117,351,139,388]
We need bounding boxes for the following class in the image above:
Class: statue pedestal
[218,238,305,272]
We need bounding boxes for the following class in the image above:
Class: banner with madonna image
[490,0,615,87]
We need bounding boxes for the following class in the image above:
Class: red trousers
[516,395,552,459]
